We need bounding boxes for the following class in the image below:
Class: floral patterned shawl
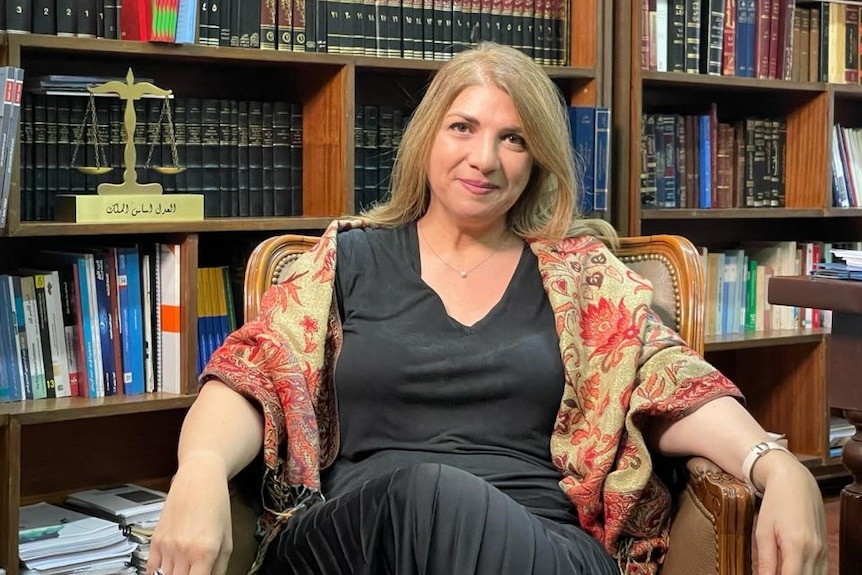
[201,219,741,574]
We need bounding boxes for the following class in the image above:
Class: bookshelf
[0,1,610,571]
[612,0,862,478]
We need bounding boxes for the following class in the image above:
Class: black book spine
[452,0,465,53]
[423,0,435,58]
[68,97,86,197]
[248,101,264,216]
[33,95,48,221]
[198,0,211,45]
[55,96,72,194]
[185,98,204,197]
[362,104,378,212]
[240,0,261,46]
[208,0,222,45]
[219,0,232,45]
[229,101,240,216]
[237,100,250,216]
[668,0,686,72]
[289,103,302,215]
[500,0,512,49]
[520,0,533,58]
[46,97,58,212]
[21,99,33,220]
[103,0,119,38]
[7,0,33,33]
[33,274,57,399]
[699,0,726,75]
[146,99,163,190]
[684,0,701,73]
[56,0,77,36]
[388,0,402,57]
[96,0,105,37]
[377,105,394,204]
[218,99,233,216]
[272,101,291,216]
[78,0,99,38]
[201,98,221,217]
[33,0,58,34]
[261,102,275,216]
[353,106,364,213]
[326,0,342,53]
[173,99,188,193]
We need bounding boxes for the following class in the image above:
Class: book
[65,484,167,525]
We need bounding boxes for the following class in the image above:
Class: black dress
[261,225,618,575]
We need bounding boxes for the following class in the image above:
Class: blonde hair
[361,42,617,245]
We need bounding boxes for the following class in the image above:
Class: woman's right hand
[147,455,234,575]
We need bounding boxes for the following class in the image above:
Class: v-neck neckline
[407,222,529,332]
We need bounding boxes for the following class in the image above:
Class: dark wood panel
[19,410,186,500]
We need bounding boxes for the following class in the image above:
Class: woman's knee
[385,463,489,510]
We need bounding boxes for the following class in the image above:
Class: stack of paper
[18,503,137,575]
[832,249,862,270]
[65,484,167,526]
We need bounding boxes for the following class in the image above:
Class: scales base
[54,193,204,223]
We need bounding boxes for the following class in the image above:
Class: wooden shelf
[642,70,825,93]
[641,208,828,219]
[0,393,195,424]
[705,328,828,352]
[6,216,335,237]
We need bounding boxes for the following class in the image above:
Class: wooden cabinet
[611,0,862,479]
[0,2,610,571]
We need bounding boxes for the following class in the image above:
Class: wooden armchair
[226,233,756,575]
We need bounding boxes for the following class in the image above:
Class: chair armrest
[660,457,756,575]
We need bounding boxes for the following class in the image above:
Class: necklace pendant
[459,270,468,278]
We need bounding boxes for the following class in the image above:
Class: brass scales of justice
[54,68,204,223]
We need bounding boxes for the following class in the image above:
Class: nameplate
[54,194,205,223]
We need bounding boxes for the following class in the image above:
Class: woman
[148,43,826,575]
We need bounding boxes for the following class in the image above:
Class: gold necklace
[418,224,502,279]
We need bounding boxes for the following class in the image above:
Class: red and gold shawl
[201,219,741,574]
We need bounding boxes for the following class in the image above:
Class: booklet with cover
[65,484,167,525]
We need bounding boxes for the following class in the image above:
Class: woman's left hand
[753,452,827,575]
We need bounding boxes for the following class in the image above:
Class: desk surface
[768,276,862,314]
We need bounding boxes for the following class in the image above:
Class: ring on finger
[154,569,165,575]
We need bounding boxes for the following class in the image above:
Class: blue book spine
[698,114,712,208]
[0,275,17,401]
[119,248,146,395]
[593,107,610,212]
[91,253,117,396]
[175,0,199,43]
[11,276,33,400]
[568,106,595,215]
[75,256,101,398]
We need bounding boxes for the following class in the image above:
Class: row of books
[641,109,787,209]
[4,0,122,39]
[195,265,237,376]
[19,484,166,575]
[699,240,862,336]
[642,0,862,83]
[567,105,610,214]
[643,0,796,78]
[830,123,862,208]
[19,94,304,222]
[354,104,407,213]
[4,0,570,65]
[0,242,184,403]
[0,66,24,231]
